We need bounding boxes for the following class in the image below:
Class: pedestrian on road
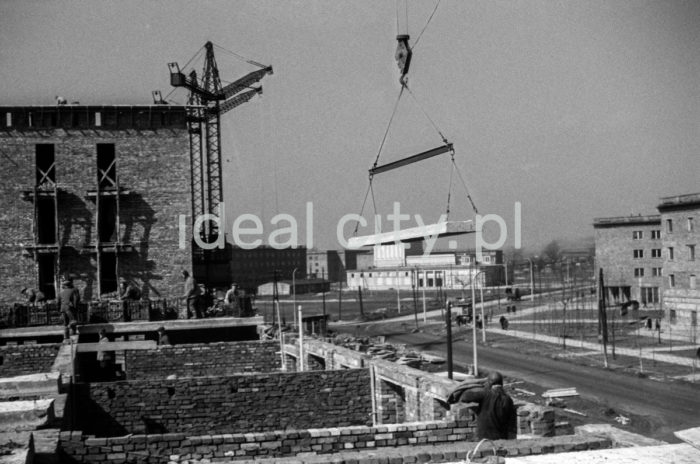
[448,371,517,440]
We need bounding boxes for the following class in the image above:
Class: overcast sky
[2,0,699,252]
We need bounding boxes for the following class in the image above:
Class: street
[342,320,700,443]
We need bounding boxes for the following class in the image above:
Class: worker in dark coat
[57,278,80,339]
[448,371,516,440]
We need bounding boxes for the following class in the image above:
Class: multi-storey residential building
[658,193,700,331]
[593,214,663,306]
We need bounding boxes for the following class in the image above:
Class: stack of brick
[517,403,556,437]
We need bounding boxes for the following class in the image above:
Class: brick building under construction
[0,105,196,303]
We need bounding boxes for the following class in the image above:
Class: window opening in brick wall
[652,267,662,277]
[37,254,56,299]
[691,275,697,290]
[688,244,696,261]
[36,144,55,186]
[633,249,644,259]
[95,112,102,126]
[5,112,11,127]
[99,252,118,295]
[633,230,643,240]
[651,230,661,240]
[688,217,694,232]
[97,144,117,189]
[670,309,677,323]
[634,268,644,277]
[668,247,674,260]
[36,197,57,244]
[666,219,673,233]
[98,196,117,242]
[669,274,675,288]
[651,249,661,258]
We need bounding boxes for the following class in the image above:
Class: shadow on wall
[58,191,93,249]
[120,193,160,299]
[62,383,129,438]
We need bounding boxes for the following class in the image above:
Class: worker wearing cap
[57,278,80,339]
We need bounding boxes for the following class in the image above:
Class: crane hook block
[395,34,412,85]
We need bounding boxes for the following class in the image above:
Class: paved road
[345,322,700,443]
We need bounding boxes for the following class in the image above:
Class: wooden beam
[347,220,475,248]
[369,143,453,176]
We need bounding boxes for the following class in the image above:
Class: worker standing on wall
[57,277,80,339]
[181,270,201,319]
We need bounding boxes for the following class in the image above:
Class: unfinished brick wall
[60,426,613,464]
[0,106,192,303]
[60,420,476,463]
[69,369,372,437]
[0,343,60,377]
[124,341,281,379]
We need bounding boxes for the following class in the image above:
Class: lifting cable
[353,0,480,235]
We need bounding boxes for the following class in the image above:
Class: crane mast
[168,41,273,285]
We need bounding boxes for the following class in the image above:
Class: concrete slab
[675,426,700,450]
[347,221,475,247]
[0,373,60,399]
[506,443,700,463]
[0,399,54,431]
[575,424,667,448]
[0,316,264,339]
[75,340,157,352]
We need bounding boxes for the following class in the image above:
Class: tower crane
[168,41,273,285]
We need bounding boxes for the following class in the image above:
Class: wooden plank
[76,340,157,353]
[347,221,475,248]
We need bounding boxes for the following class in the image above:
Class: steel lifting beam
[369,143,453,176]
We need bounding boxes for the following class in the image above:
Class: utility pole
[358,286,364,318]
[446,300,453,379]
[396,270,401,314]
[338,280,343,321]
[598,268,609,368]
[412,269,419,330]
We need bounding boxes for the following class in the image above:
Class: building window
[688,244,696,261]
[666,219,673,233]
[634,268,644,277]
[652,267,662,277]
[691,275,697,290]
[668,247,674,260]
[351,273,355,278]
[632,231,643,240]
[95,112,102,127]
[651,230,661,240]
[651,249,661,258]
[633,249,644,259]
[688,217,694,232]
[670,309,677,323]
[669,274,675,288]
[5,112,11,127]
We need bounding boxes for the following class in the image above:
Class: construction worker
[21,287,46,305]
[57,278,80,339]
[181,270,201,319]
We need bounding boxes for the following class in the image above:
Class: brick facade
[0,343,60,377]
[0,105,192,303]
[124,341,282,379]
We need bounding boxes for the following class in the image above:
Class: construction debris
[514,388,536,396]
[542,387,579,398]
[563,408,588,417]
[615,415,631,425]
